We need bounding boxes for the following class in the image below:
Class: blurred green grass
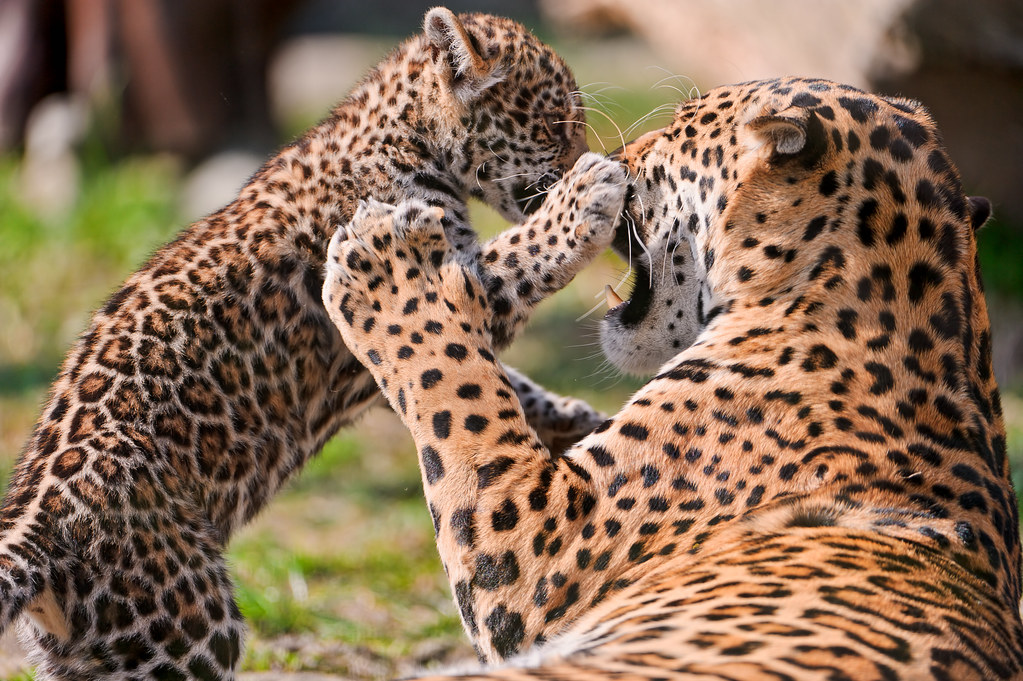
[1,83,1022,679]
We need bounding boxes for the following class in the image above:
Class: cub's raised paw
[479,153,628,348]
[323,199,488,376]
[546,151,628,247]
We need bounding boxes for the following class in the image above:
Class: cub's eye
[543,112,568,141]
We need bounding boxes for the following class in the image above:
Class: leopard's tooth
[605,285,624,308]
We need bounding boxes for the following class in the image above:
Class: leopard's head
[603,78,983,376]
[419,8,588,221]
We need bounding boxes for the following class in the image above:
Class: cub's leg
[20,505,244,681]
[503,366,606,457]
[462,152,625,453]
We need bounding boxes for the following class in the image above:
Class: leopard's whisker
[621,103,677,139]
[576,105,627,159]
[575,298,608,322]
[574,87,626,116]
[629,195,655,288]
[485,140,511,164]
[554,119,609,154]
[474,160,487,191]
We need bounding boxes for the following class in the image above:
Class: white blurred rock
[180,150,264,222]
[541,0,915,88]
[269,35,392,128]
[18,93,88,220]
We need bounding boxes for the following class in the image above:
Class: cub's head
[604,77,985,375]
[418,8,588,221]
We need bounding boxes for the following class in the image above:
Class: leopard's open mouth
[605,186,655,327]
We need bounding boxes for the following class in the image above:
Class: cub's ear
[424,7,504,102]
[968,195,992,232]
[746,106,826,166]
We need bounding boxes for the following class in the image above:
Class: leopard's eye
[543,112,568,141]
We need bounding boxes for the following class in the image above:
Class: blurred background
[0,0,1021,678]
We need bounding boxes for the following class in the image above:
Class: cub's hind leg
[21,505,244,681]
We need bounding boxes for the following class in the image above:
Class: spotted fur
[324,77,1023,679]
[0,9,618,680]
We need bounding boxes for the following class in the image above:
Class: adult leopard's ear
[746,106,827,168]
[968,196,992,232]
[424,7,504,102]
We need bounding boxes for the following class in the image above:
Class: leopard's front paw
[323,199,489,381]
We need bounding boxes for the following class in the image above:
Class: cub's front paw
[323,199,488,381]
[547,152,628,248]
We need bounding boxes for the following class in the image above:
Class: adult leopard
[325,76,1022,679]
[0,8,626,680]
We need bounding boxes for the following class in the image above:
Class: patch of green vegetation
[977,218,1023,298]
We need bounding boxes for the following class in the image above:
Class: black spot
[421,445,445,484]
[885,213,908,245]
[465,414,489,433]
[908,261,943,304]
[936,223,962,268]
[856,199,879,246]
[491,499,519,532]
[454,580,478,635]
[838,96,878,123]
[588,445,615,467]
[457,383,482,399]
[916,179,938,208]
[864,362,895,395]
[473,551,520,591]
[477,457,514,488]
[433,411,451,439]
[869,126,891,151]
[445,343,468,361]
[451,508,476,546]
[929,292,962,340]
[421,369,442,388]
[619,422,649,441]
[890,139,913,162]
[801,345,839,372]
[484,605,524,658]
[792,93,821,107]
[778,463,799,480]
[803,215,828,241]
[837,309,858,339]
[895,115,929,148]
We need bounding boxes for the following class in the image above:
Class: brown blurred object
[540,0,1023,223]
[0,0,301,158]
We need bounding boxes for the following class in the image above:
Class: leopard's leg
[322,193,622,661]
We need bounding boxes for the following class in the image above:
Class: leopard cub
[0,8,622,680]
